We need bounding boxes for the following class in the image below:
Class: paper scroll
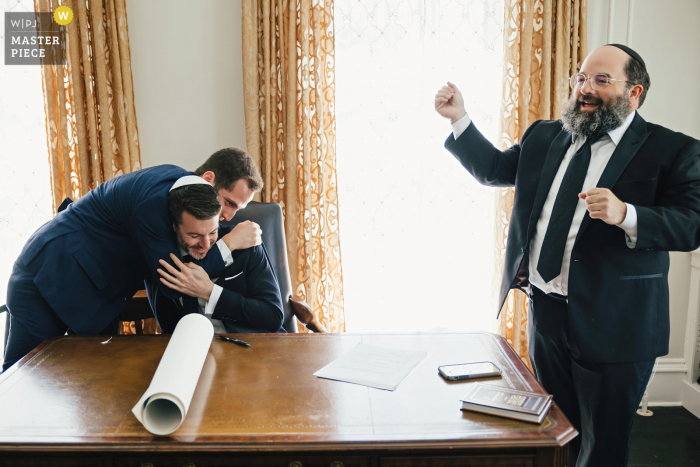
[132,313,214,435]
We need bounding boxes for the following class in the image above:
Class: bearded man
[434,45,700,467]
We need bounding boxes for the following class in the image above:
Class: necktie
[179,255,201,314]
[536,132,605,283]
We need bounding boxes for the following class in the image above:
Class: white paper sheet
[132,313,214,435]
[313,343,427,390]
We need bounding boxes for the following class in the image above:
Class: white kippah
[169,175,212,192]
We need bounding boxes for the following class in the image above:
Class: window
[0,0,53,359]
[335,0,505,333]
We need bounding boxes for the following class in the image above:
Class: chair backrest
[222,201,298,333]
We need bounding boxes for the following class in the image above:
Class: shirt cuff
[451,113,472,140]
[618,203,638,248]
[204,284,224,317]
[216,239,234,266]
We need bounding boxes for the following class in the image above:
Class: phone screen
[439,362,501,380]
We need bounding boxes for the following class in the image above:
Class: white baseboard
[646,401,683,407]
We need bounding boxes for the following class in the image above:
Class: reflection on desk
[0,332,576,466]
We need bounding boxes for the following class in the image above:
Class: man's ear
[629,84,643,104]
[172,222,177,232]
[200,171,216,185]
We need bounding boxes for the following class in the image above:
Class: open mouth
[579,101,599,111]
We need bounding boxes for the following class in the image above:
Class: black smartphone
[438,361,502,381]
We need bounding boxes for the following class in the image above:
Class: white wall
[589,0,700,405]
[126,0,247,171]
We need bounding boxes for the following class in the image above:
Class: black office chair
[223,201,326,333]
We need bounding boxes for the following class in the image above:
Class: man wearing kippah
[435,45,700,466]
[3,148,264,372]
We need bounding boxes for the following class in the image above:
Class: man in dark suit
[146,183,284,334]
[3,148,264,372]
[434,45,700,466]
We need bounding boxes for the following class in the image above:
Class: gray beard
[561,91,632,137]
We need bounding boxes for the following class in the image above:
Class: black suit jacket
[445,113,700,363]
[147,243,285,334]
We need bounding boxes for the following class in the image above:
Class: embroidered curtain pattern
[495,0,587,366]
[35,0,141,213]
[242,0,345,332]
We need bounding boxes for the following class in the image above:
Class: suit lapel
[527,128,573,241]
[575,113,650,243]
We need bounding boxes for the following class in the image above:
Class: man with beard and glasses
[434,45,700,466]
[144,183,284,335]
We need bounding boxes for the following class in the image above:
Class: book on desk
[460,383,553,424]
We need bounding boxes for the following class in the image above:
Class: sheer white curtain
[0,0,53,358]
[335,0,504,333]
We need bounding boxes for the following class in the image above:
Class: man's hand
[221,220,262,252]
[434,81,467,124]
[158,253,215,301]
[579,188,627,225]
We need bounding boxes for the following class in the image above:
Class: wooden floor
[628,407,700,466]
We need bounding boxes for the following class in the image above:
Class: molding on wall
[655,358,687,373]
[682,382,700,418]
[682,250,700,415]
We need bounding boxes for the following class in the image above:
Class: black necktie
[536,132,605,283]
[179,255,200,314]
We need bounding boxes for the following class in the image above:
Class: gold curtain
[241,0,345,333]
[36,0,141,213]
[495,0,588,366]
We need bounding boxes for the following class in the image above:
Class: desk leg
[536,445,568,467]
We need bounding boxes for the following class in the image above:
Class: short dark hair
[624,57,650,107]
[168,184,222,226]
[194,148,263,193]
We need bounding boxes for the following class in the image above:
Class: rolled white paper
[132,313,214,435]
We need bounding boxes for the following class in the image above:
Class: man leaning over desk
[146,178,285,334]
[3,148,263,372]
[435,45,700,466]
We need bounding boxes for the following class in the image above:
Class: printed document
[314,343,427,390]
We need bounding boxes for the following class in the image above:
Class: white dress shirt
[452,111,638,296]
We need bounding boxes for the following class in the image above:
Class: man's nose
[201,237,211,250]
[221,206,238,222]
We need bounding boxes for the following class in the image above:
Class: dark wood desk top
[0,333,576,453]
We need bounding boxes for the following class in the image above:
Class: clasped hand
[579,188,627,225]
[221,220,262,252]
[158,253,214,301]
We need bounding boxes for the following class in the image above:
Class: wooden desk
[0,333,576,466]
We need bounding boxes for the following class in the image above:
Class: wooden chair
[119,201,327,334]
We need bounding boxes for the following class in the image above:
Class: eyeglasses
[569,73,628,91]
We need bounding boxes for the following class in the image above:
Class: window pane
[336,0,504,333]
[0,0,53,359]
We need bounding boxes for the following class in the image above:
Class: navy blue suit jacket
[148,242,285,334]
[445,113,700,363]
[18,165,228,334]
